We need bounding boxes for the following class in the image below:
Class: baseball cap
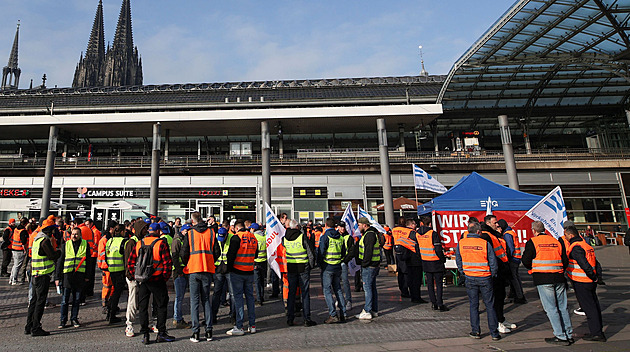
[143,218,152,224]
[180,223,192,233]
[357,217,370,225]
[148,223,160,232]
[338,221,346,227]
[218,227,228,235]
[8,218,15,225]
[159,222,170,234]
[249,223,260,230]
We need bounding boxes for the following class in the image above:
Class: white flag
[413,164,447,194]
[358,205,387,233]
[341,204,361,276]
[264,203,286,278]
[525,186,568,239]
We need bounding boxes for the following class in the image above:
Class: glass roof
[438,0,630,112]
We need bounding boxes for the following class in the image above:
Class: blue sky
[0,0,515,88]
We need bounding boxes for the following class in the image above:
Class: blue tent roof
[418,172,542,214]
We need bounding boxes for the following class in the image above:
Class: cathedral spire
[2,21,21,90]
[104,0,142,86]
[73,1,106,87]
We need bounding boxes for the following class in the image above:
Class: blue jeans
[341,263,352,304]
[465,276,499,337]
[537,283,573,340]
[60,286,82,323]
[212,273,231,319]
[362,266,379,313]
[189,272,213,334]
[322,264,346,317]
[228,273,255,329]
[287,270,311,321]
[173,275,188,322]
[253,262,267,303]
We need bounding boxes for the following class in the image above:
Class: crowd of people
[0,211,611,346]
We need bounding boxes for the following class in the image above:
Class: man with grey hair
[522,221,573,346]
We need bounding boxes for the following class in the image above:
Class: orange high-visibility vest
[276,244,288,273]
[560,235,570,255]
[418,230,440,261]
[392,227,413,246]
[28,230,38,257]
[10,228,26,251]
[232,230,257,272]
[482,231,508,263]
[382,232,393,250]
[184,228,216,274]
[97,236,108,270]
[505,230,522,259]
[135,236,166,279]
[397,237,417,253]
[567,240,597,283]
[459,237,491,277]
[313,230,322,248]
[79,224,97,257]
[530,234,564,274]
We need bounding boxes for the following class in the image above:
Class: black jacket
[402,229,422,267]
[521,233,568,286]
[358,226,381,268]
[413,226,446,273]
[480,223,511,281]
[283,228,316,273]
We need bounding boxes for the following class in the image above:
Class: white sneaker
[346,301,352,312]
[371,311,378,317]
[125,325,135,337]
[498,322,511,334]
[226,327,244,336]
[248,326,256,334]
[356,309,372,320]
[574,308,586,316]
[503,320,517,329]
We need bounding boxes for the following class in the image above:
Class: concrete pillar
[377,118,395,227]
[41,125,58,217]
[498,115,519,190]
[261,121,271,223]
[398,124,406,152]
[164,128,170,161]
[150,123,161,215]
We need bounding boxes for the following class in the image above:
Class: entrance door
[197,201,222,222]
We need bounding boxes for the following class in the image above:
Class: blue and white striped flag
[525,186,568,239]
[413,164,447,194]
[265,203,286,278]
[341,204,361,276]
[358,205,387,233]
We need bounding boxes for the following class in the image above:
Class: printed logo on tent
[480,198,498,208]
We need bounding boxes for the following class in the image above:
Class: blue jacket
[455,232,498,278]
[502,226,520,263]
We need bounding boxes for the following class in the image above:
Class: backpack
[134,237,163,283]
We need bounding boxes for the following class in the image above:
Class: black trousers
[108,271,126,315]
[270,270,280,297]
[426,271,444,306]
[25,274,50,333]
[396,253,409,296]
[507,261,525,300]
[408,265,423,301]
[384,249,394,265]
[573,281,603,336]
[493,277,506,323]
[80,257,97,302]
[354,268,362,291]
[1,248,11,274]
[138,280,169,334]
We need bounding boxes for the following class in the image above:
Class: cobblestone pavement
[0,245,628,351]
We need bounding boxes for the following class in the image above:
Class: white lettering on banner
[517,229,527,244]
[85,189,134,198]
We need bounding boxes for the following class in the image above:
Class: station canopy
[438,0,630,122]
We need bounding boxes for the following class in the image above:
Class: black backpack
[134,237,163,283]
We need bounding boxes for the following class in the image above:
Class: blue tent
[418,172,542,214]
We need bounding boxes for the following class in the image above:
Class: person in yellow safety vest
[455,222,500,340]
[159,222,173,250]
[356,217,381,321]
[318,218,347,324]
[564,226,606,342]
[480,215,516,334]
[55,227,90,329]
[497,219,527,304]
[25,215,61,337]
[337,221,353,312]
[105,224,128,325]
[1,218,17,277]
[283,219,317,327]
[250,223,267,306]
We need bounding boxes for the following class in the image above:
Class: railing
[0,148,628,169]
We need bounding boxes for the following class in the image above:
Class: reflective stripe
[534,266,564,271]
[32,237,55,276]
[532,259,562,264]
[63,239,87,273]
[106,237,125,273]
[462,261,490,267]
[324,236,343,265]
[359,233,381,262]
[284,235,308,264]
